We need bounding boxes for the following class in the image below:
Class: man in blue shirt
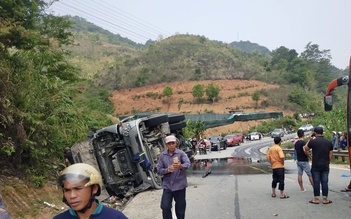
[157,135,191,219]
[54,163,128,219]
[331,131,337,149]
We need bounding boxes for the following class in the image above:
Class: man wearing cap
[304,127,333,204]
[157,135,191,219]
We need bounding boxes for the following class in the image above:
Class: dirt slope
[110,79,287,135]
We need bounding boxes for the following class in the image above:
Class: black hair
[274,137,281,144]
[297,129,304,138]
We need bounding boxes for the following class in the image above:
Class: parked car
[298,124,314,132]
[248,132,262,141]
[232,133,245,143]
[270,128,285,138]
[209,136,228,151]
[224,134,242,146]
[70,114,190,198]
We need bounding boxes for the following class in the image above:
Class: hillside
[66,16,272,91]
[92,34,269,91]
[110,79,291,135]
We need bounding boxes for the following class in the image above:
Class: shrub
[261,100,270,107]
[32,175,45,187]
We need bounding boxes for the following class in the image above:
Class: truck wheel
[168,115,185,124]
[169,121,186,132]
[144,115,168,128]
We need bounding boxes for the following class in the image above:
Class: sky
[47,0,351,69]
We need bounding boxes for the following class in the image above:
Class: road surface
[122,135,351,219]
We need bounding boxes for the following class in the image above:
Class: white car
[298,124,314,132]
[248,132,262,140]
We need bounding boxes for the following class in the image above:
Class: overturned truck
[70,114,190,199]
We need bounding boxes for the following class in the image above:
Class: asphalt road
[122,135,351,219]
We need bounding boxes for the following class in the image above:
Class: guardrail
[282,149,349,158]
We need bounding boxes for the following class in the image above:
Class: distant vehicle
[270,128,285,138]
[233,133,245,143]
[209,136,228,151]
[285,128,295,134]
[248,132,262,141]
[298,124,314,132]
[224,134,242,146]
[317,124,325,129]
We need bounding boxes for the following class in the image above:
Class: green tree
[163,86,173,97]
[163,86,173,103]
[288,89,308,107]
[286,58,315,89]
[183,120,205,140]
[192,84,204,102]
[251,91,260,107]
[300,42,331,63]
[270,46,298,70]
[205,83,220,102]
[0,0,113,176]
[300,42,334,93]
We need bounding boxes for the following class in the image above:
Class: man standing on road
[294,129,313,192]
[266,137,289,199]
[157,135,191,219]
[304,126,333,204]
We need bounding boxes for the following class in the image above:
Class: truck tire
[168,114,185,124]
[144,115,168,128]
[169,121,186,132]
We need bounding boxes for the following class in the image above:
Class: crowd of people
[188,137,211,155]
[268,126,350,205]
[331,130,348,150]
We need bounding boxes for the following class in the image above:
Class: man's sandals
[309,199,332,204]
[340,187,351,192]
[271,194,289,199]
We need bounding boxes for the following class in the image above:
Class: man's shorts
[297,161,312,176]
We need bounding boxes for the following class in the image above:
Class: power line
[50,0,172,43]
[97,0,172,36]
[68,0,165,40]
[56,1,150,43]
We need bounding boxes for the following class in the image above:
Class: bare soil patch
[110,79,290,135]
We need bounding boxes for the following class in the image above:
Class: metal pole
[348,56,351,169]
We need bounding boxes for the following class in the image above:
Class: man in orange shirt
[266,137,289,199]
